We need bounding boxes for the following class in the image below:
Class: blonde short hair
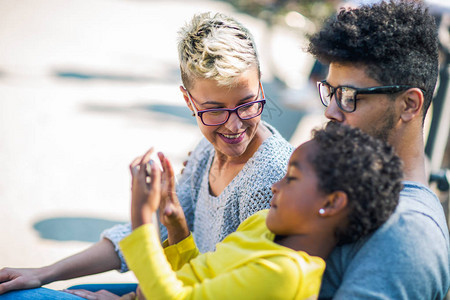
[178,12,260,89]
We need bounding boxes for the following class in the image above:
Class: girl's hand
[63,289,122,300]
[129,148,161,230]
[158,152,190,245]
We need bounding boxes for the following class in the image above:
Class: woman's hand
[0,268,43,294]
[129,148,161,230]
[158,152,190,245]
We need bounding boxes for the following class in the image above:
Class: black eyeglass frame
[317,80,425,113]
[185,82,267,126]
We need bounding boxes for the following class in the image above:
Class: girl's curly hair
[311,122,403,245]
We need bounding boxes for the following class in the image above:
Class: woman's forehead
[189,74,260,104]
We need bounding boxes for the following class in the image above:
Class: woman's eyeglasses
[317,80,423,113]
[186,82,266,126]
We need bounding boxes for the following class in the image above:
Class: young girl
[119,123,403,300]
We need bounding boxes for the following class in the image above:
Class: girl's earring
[319,208,325,215]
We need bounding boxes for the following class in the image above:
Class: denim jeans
[0,288,83,299]
[68,283,138,296]
[0,283,138,299]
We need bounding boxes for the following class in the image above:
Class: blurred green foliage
[222,0,336,27]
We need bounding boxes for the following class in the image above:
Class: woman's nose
[223,111,243,131]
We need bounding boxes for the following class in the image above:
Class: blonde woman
[0,12,292,299]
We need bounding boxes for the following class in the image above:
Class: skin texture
[324,62,427,185]
[0,238,121,295]
[324,63,399,143]
[183,68,265,160]
[266,142,327,236]
[180,66,271,196]
[265,140,349,259]
[129,148,189,245]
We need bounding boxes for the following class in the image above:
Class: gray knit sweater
[101,122,293,272]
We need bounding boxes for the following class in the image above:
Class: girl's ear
[179,86,194,113]
[319,191,348,217]
[399,88,424,123]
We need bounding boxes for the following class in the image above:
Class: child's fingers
[129,156,142,175]
[138,148,155,179]
[130,146,154,178]
[159,152,176,197]
[159,152,171,188]
[158,152,166,172]
[158,152,167,190]
[148,161,161,204]
[139,147,155,165]
[164,203,174,217]
[120,292,136,300]
[62,289,97,300]
[158,152,173,180]
[164,157,176,198]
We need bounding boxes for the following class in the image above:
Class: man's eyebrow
[325,81,360,89]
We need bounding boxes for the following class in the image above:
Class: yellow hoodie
[119,210,325,300]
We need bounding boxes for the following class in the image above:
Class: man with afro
[308,0,449,299]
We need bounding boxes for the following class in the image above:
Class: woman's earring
[319,208,325,215]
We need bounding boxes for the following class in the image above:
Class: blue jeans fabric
[0,288,83,299]
[0,283,138,299]
[68,283,138,296]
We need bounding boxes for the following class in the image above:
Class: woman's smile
[218,131,246,144]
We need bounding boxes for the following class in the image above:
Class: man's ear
[399,88,424,123]
[319,191,348,217]
[179,86,194,113]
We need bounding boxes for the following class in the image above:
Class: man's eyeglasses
[185,82,266,126]
[317,80,423,113]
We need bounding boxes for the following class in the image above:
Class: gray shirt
[320,181,450,299]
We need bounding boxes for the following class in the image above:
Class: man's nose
[324,97,345,122]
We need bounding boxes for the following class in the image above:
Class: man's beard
[371,106,396,143]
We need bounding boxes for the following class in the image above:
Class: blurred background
[1,0,449,291]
